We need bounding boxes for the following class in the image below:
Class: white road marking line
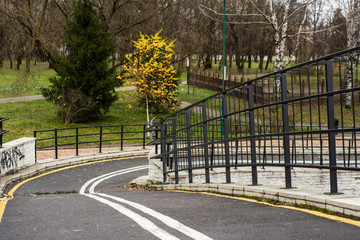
[88,166,148,194]
[83,193,180,240]
[80,165,180,239]
[80,165,213,240]
[97,192,213,240]
[79,165,147,194]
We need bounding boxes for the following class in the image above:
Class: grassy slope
[0,61,55,98]
[1,90,173,143]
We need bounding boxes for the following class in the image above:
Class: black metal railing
[149,46,360,194]
[0,118,9,148]
[34,124,148,161]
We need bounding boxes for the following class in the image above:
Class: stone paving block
[208,184,219,192]
[232,186,244,196]
[279,196,297,205]
[179,183,192,189]
[219,187,233,195]
[190,184,199,191]
[294,198,306,205]
[263,193,279,201]
[243,188,264,198]
[197,185,210,192]
[326,204,345,215]
[306,194,330,205]
[305,199,326,209]
[279,190,308,200]
[162,185,176,190]
[343,208,360,218]
[149,185,163,191]
[326,198,360,211]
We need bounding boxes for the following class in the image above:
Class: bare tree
[338,0,360,108]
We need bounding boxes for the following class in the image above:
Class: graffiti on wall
[0,147,25,173]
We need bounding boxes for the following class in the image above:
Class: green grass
[0,60,132,97]
[0,61,56,98]
[178,86,218,104]
[0,90,170,144]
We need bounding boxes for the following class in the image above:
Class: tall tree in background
[341,0,359,108]
[42,0,122,124]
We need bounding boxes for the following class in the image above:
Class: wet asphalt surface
[1,156,360,240]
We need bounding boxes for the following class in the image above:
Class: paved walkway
[0,86,138,104]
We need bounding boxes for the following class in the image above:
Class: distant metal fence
[34,124,148,161]
[0,118,9,148]
[150,46,360,194]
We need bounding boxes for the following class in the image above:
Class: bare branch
[249,0,276,29]
[198,4,261,17]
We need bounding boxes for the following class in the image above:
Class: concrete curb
[147,183,360,218]
[0,148,151,196]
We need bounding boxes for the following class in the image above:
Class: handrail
[0,117,9,148]
[34,124,148,161]
[150,46,360,194]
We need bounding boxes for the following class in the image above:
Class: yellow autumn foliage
[120,31,180,111]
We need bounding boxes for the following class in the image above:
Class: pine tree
[42,0,122,124]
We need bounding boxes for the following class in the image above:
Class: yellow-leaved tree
[120,31,180,125]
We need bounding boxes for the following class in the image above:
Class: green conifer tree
[42,0,122,123]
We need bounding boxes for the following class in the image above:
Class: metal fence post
[160,121,167,183]
[55,128,58,159]
[323,61,338,194]
[143,124,146,149]
[247,86,258,185]
[99,126,103,153]
[280,75,292,188]
[222,95,231,183]
[121,125,124,151]
[0,120,3,148]
[34,131,37,163]
[76,128,79,156]
[201,104,210,183]
[170,119,179,184]
[185,112,193,183]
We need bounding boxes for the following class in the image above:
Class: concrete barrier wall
[0,137,36,176]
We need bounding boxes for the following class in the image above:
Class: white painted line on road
[79,165,147,195]
[81,165,213,240]
[97,193,213,240]
[83,193,180,240]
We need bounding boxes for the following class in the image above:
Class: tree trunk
[344,56,353,108]
[228,54,232,69]
[344,0,359,108]
[248,54,252,69]
[9,57,13,69]
[146,95,150,126]
[218,56,223,71]
[16,57,22,70]
[26,55,31,74]
[204,54,212,70]
[259,55,264,70]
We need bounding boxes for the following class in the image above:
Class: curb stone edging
[148,183,360,218]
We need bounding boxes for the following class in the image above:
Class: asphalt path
[1,156,360,239]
